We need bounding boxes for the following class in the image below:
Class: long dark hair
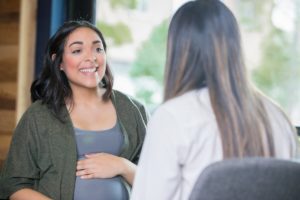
[31,20,113,120]
[164,0,275,157]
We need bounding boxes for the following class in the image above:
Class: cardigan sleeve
[136,100,150,125]
[0,109,40,199]
[132,102,150,164]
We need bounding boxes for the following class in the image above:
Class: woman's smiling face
[60,27,106,91]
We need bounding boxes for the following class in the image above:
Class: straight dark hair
[164,0,276,157]
[31,20,113,120]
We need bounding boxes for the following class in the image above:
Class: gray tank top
[73,122,129,200]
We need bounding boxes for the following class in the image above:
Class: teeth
[80,68,96,73]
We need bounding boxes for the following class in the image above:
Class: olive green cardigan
[0,90,148,200]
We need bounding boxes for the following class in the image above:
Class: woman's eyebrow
[93,40,102,45]
[68,41,83,47]
[68,40,102,47]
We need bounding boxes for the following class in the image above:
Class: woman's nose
[85,51,97,62]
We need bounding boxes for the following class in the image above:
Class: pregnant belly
[74,176,129,200]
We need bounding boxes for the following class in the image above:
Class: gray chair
[189,158,300,200]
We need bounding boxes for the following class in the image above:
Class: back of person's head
[164,0,279,157]
[31,20,113,119]
[165,0,244,100]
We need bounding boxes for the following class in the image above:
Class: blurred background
[0,0,299,166]
[98,0,300,123]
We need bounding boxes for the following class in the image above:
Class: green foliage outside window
[252,28,299,106]
[130,20,169,107]
[131,20,168,82]
[96,0,300,120]
[241,0,300,113]
[97,21,133,46]
[237,0,269,31]
[110,0,138,9]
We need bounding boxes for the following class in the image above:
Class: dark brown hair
[164,0,275,157]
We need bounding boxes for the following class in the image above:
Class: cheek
[100,64,107,77]
[99,55,106,66]
[98,56,107,71]
[62,55,79,71]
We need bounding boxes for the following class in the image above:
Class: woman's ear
[51,54,63,71]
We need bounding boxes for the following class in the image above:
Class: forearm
[119,157,136,185]
[10,189,52,200]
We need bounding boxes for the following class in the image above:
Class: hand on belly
[76,152,123,179]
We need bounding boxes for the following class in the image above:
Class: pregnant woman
[0,20,148,200]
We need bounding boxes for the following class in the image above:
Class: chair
[189,158,300,200]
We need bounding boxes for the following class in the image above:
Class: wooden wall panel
[0,0,21,169]
[0,23,19,44]
[0,135,12,168]
[0,0,20,14]
[16,0,37,121]
[0,110,16,132]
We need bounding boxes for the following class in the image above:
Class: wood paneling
[0,135,12,165]
[0,0,20,14]
[0,60,18,81]
[0,110,16,131]
[0,0,20,44]
[0,45,18,57]
[0,97,16,110]
[17,0,37,121]
[0,0,20,168]
[0,81,17,97]
[0,46,18,81]
[0,81,17,110]
[0,22,19,44]
[0,0,37,170]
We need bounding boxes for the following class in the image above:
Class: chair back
[189,158,300,200]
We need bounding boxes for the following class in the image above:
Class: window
[96,0,300,125]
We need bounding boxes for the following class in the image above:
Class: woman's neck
[67,87,106,109]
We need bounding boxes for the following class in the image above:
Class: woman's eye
[96,47,104,53]
[72,49,81,54]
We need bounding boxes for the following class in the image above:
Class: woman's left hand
[76,153,136,185]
